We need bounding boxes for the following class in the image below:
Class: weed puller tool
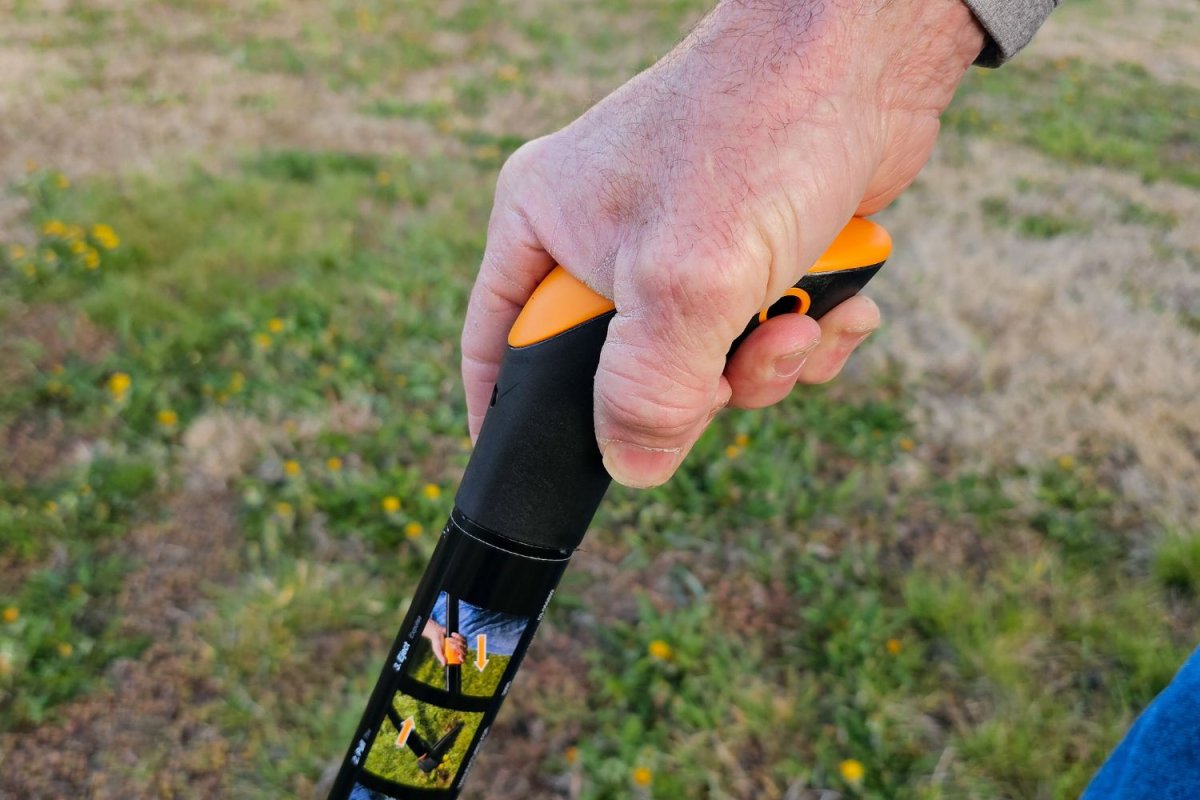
[329,217,891,799]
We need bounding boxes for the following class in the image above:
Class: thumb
[593,253,758,488]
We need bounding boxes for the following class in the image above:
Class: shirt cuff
[962,0,1059,67]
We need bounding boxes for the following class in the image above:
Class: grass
[1,153,1193,800]
[364,696,483,789]
[1,1,1198,798]
[947,58,1200,187]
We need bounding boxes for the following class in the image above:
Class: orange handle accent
[508,217,891,348]
[444,639,463,666]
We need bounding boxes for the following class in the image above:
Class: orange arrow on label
[475,635,489,672]
[395,717,415,749]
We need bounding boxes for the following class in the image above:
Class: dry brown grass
[867,137,1199,527]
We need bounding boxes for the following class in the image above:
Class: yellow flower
[326,456,344,472]
[886,638,903,655]
[83,248,100,270]
[632,766,652,787]
[255,332,273,349]
[107,372,132,399]
[839,759,865,784]
[9,244,26,260]
[42,249,58,264]
[55,173,70,189]
[44,500,59,514]
[2,607,18,624]
[422,483,441,501]
[375,170,392,186]
[22,264,37,278]
[734,433,750,448]
[275,501,294,517]
[474,144,501,161]
[157,409,179,427]
[267,317,285,334]
[229,371,246,393]
[91,223,119,250]
[57,642,74,657]
[70,240,87,254]
[382,496,401,514]
[724,444,741,459]
[1057,454,1075,471]
[647,639,673,661]
[404,521,423,539]
[41,219,66,237]
[24,158,38,173]
[564,746,579,765]
[496,64,520,82]
[65,224,84,242]
[899,438,915,452]
[284,460,301,477]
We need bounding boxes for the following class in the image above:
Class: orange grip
[507,217,891,348]
[444,639,464,666]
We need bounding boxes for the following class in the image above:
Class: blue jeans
[1084,647,1200,799]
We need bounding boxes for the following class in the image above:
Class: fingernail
[600,441,682,488]
[773,339,820,379]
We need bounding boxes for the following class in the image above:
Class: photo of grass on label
[362,690,483,790]
[408,591,527,697]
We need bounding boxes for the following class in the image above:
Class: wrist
[705,0,983,116]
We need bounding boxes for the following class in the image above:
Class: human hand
[422,620,467,667]
[463,0,984,488]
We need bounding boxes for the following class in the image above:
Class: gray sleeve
[961,0,1060,67]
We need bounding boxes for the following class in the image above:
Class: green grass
[3,158,1194,793]
[948,59,1200,186]
[364,696,483,789]
[407,637,512,697]
[2,1,1199,797]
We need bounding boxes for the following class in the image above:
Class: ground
[0,1,1197,799]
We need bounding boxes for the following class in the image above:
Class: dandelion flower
[275,501,294,517]
[44,500,59,514]
[56,642,74,657]
[107,372,132,399]
[83,248,100,270]
[326,456,343,472]
[632,767,652,787]
[2,607,18,624]
[404,521,423,539]
[496,64,520,82]
[382,496,401,514]
[886,638,903,655]
[564,746,579,765]
[648,640,673,661]
[375,170,392,186]
[734,433,750,448]
[724,444,741,459]
[284,460,301,477]
[91,223,119,250]
[9,244,26,260]
[41,219,66,237]
[55,173,70,189]
[1057,454,1075,471]
[157,409,179,427]
[70,240,87,254]
[267,317,285,334]
[839,759,865,784]
[255,332,273,349]
[229,371,246,393]
[422,483,441,501]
